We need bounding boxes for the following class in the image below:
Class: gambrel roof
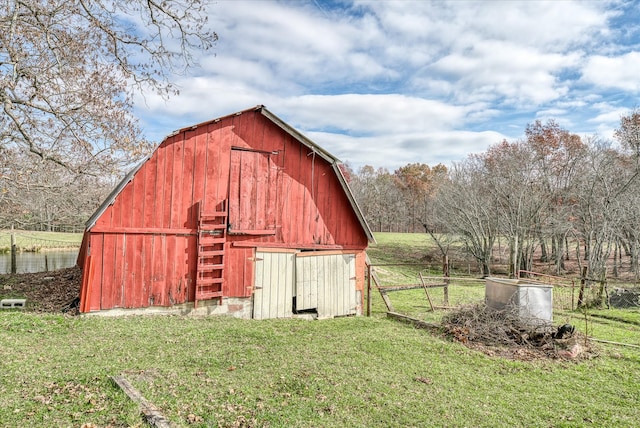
[86,105,375,243]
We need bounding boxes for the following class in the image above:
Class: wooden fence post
[577,266,587,308]
[443,255,449,306]
[10,231,17,274]
[367,263,372,317]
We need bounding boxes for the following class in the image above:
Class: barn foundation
[80,297,253,318]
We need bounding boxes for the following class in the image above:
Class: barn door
[228,148,277,235]
[253,250,296,319]
[295,252,357,319]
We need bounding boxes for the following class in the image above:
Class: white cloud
[581,52,640,91]
[307,129,505,170]
[277,94,469,134]
[132,0,639,169]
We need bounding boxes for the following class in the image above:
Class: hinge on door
[248,257,264,262]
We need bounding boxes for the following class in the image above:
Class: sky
[133,0,640,171]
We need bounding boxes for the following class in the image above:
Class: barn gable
[78,105,373,318]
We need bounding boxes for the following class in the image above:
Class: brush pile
[441,304,594,360]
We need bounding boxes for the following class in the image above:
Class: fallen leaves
[414,376,432,385]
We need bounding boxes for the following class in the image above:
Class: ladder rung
[196,290,223,299]
[199,250,225,257]
[197,277,224,286]
[197,264,224,272]
[198,238,225,244]
[199,212,227,219]
[199,224,227,230]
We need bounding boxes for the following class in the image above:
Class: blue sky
[134,0,640,171]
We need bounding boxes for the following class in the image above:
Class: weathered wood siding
[253,250,296,319]
[80,107,369,312]
[296,252,357,319]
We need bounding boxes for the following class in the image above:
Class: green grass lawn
[1,231,639,427]
[0,312,639,427]
[0,230,82,251]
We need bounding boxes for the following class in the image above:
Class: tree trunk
[555,234,565,274]
[539,237,548,262]
[613,240,619,278]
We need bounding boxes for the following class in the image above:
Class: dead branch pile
[441,304,594,360]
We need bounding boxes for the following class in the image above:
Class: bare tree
[433,158,498,276]
[351,165,407,232]
[615,109,640,158]
[0,148,113,230]
[0,0,217,176]
[525,120,586,274]
[394,162,447,233]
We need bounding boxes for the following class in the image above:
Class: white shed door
[253,251,295,319]
[296,252,357,319]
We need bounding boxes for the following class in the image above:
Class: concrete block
[1,299,26,309]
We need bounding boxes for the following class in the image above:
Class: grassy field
[0,230,83,251]
[1,313,639,427]
[0,232,639,427]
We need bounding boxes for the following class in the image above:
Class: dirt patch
[441,304,597,361]
[0,267,81,314]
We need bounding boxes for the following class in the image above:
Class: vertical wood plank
[203,125,217,211]
[100,234,116,310]
[254,155,267,231]
[151,234,166,306]
[141,234,152,307]
[176,236,189,303]
[112,234,126,308]
[170,134,185,229]
[121,181,135,229]
[143,154,158,228]
[165,234,177,304]
[155,141,168,229]
[239,152,253,229]
[192,129,208,214]
[124,234,136,308]
[253,253,265,319]
[132,234,144,307]
[89,234,103,311]
[228,150,241,230]
[131,164,145,229]
[267,252,279,317]
[316,255,330,318]
[182,130,197,228]
[162,139,175,229]
[252,111,267,151]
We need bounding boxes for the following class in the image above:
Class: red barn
[77,105,374,319]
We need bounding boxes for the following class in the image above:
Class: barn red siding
[80,107,370,311]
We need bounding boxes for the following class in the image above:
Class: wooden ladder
[195,202,227,307]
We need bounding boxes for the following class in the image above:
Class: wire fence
[368,265,640,326]
[0,231,82,251]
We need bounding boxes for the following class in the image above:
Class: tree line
[347,112,640,291]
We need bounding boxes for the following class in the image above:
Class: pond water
[0,249,79,274]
